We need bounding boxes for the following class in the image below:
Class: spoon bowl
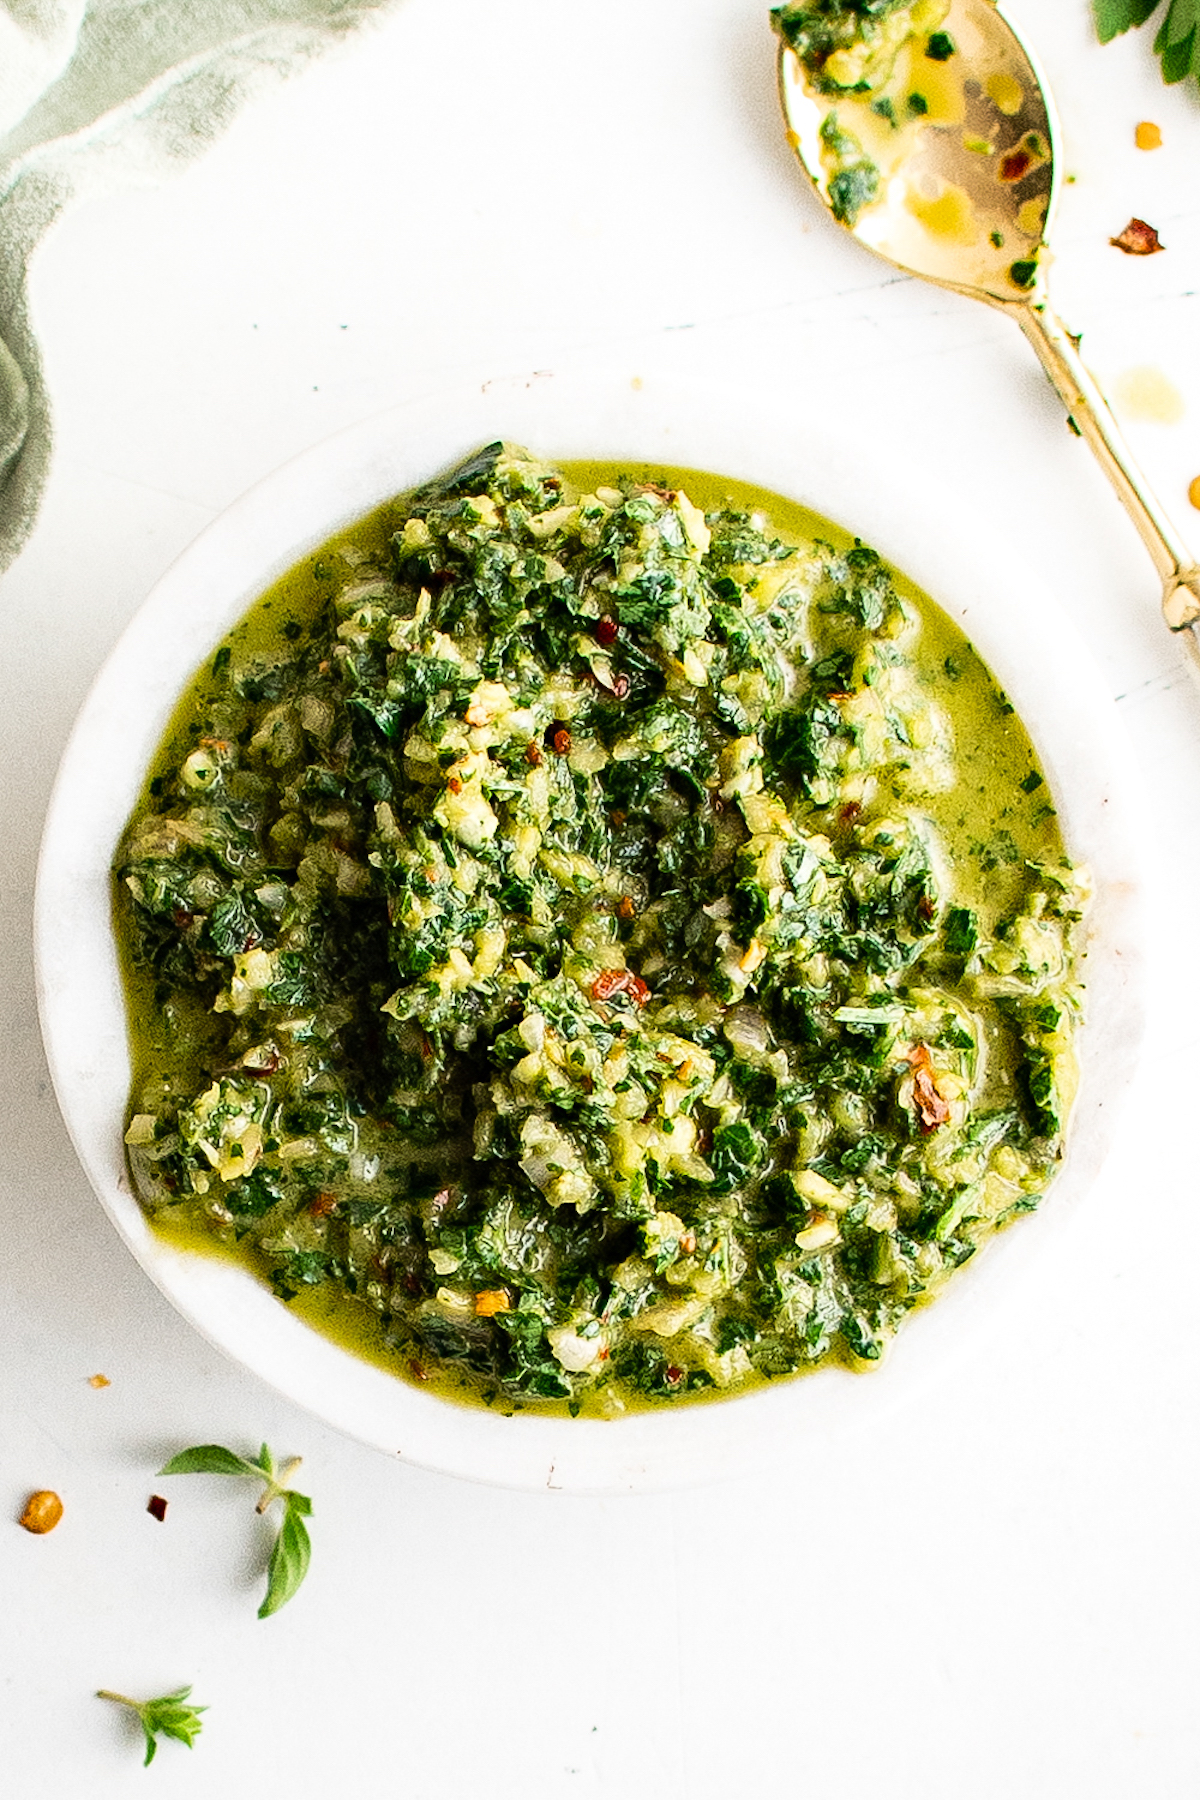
[777,0,1058,303]
[774,0,1200,644]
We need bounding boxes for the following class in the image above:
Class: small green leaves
[158,1441,313,1619]
[1093,0,1200,87]
[97,1686,206,1767]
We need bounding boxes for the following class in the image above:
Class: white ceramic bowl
[35,368,1145,1492]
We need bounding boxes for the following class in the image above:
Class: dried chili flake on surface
[524,740,543,766]
[1110,218,1164,255]
[549,725,572,756]
[595,615,619,647]
[88,1373,111,1390]
[907,1043,951,1131]
[308,1191,338,1219]
[999,147,1033,182]
[146,1495,168,1522]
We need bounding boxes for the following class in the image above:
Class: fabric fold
[0,0,396,581]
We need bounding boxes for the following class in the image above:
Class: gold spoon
[773,0,1200,650]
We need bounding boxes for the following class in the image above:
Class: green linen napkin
[0,0,395,579]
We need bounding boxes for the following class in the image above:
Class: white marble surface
[2,2,1199,1793]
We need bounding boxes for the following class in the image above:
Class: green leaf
[158,1440,314,1618]
[1093,0,1161,43]
[1155,0,1200,78]
[97,1687,206,1767]
[1094,0,1200,85]
[259,1496,312,1619]
[157,1445,263,1479]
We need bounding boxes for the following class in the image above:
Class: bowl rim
[34,364,1147,1493]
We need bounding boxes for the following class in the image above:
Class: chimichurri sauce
[116,445,1086,1417]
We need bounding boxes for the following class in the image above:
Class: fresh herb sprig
[1094,0,1200,90]
[97,1686,206,1766]
[158,1443,312,1618]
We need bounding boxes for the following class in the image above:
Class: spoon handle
[1014,300,1200,641]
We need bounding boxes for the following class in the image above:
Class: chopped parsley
[117,446,1086,1416]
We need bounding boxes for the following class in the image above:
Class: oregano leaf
[158,1440,314,1617]
[258,1495,312,1619]
[158,1445,263,1479]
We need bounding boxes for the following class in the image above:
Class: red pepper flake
[146,1495,168,1523]
[918,893,936,923]
[590,968,650,1006]
[408,1360,430,1382]
[171,907,195,931]
[446,774,463,794]
[551,726,573,756]
[525,740,543,766]
[665,1364,685,1385]
[309,1191,338,1219]
[1110,217,1164,255]
[88,1373,111,1390]
[617,895,637,923]
[998,147,1032,182]
[679,1230,697,1256]
[907,1043,951,1131]
[610,675,630,700]
[595,615,619,647]
[838,801,862,829]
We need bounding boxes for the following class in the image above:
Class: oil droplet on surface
[1135,121,1162,150]
[1113,367,1186,425]
[1188,475,1200,511]
[910,58,964,126]
[906,178,978,245]
[986,71,1023,116]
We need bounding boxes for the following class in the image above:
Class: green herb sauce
[116,445,1085,1417]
